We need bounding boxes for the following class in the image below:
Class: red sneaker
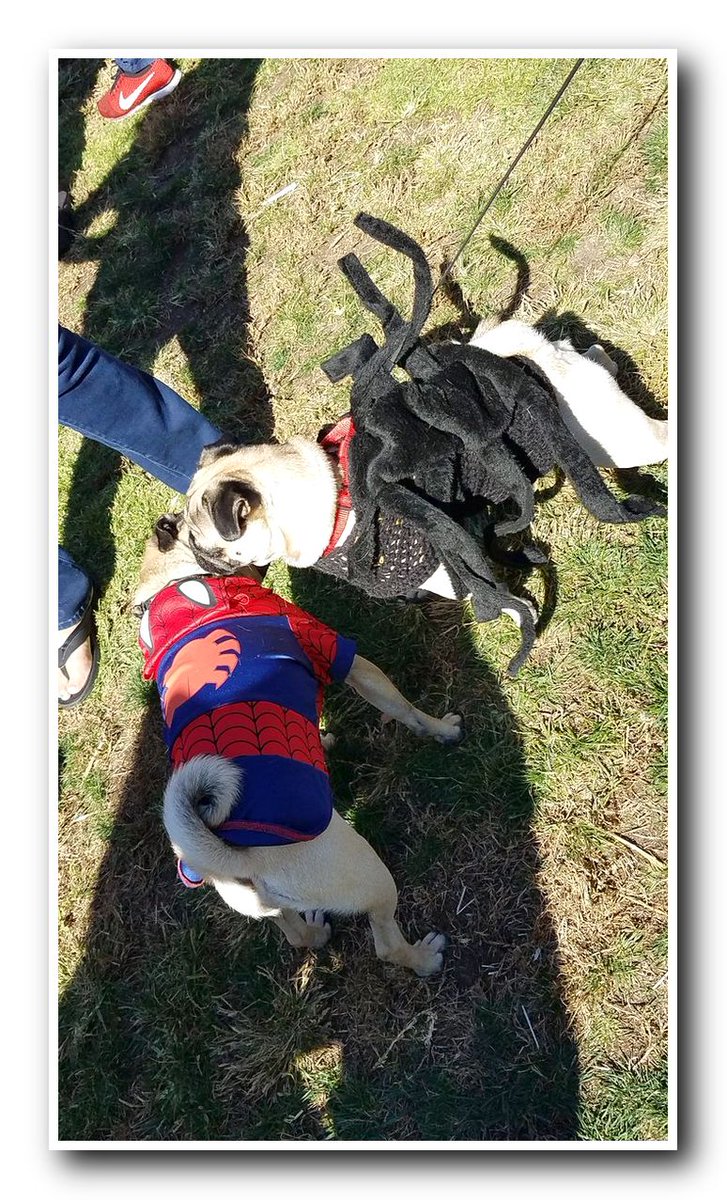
[97,59,181,120]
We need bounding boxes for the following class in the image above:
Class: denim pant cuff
[114,59,157,76]
[58,547,92,630]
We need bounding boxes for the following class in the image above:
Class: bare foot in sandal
[58,626,93,701]
[58,592,99,707]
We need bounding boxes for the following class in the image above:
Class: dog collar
[320,414,356,557]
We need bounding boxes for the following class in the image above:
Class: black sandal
[58,590,100,709]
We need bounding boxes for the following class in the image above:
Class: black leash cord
[436,57,585,293]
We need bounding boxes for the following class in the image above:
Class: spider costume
[316,213,665,676]
[139,575,357,870]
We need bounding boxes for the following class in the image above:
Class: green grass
[643,114,668,191]
[602,207,645,250]
[579,1059,668,1141]
[58,55,668,1143]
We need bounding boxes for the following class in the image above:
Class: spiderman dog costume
[139,574,357,876]
[133,509,463,973]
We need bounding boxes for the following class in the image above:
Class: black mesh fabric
[316,510,440,598]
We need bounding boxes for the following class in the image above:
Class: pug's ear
[207,481,261,541]
[198,438,244,467]
[155,512,182,552]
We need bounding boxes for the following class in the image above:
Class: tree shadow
[59,57,272,602]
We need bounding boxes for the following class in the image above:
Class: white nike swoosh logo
[118,70,155,111]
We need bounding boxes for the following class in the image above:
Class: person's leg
[58,326,220,702]
[58,548,95,702]
[59,325,222,494]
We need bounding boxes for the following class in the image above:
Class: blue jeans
[58,326,221,629]
[58,546,94,631]
[114,59,157,75]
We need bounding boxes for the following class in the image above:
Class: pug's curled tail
[163,755,248,879]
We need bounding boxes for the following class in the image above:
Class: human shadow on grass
[58,59,100,193]
[281,570,581,1141]
[59,700,306,1142]
[58,58,101,253]
[59,57,271,603]
[58,582,582,1142]
[58,697,337,1141]
[57,58,279,1139]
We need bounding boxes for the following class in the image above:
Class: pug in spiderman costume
[133,512,463,977]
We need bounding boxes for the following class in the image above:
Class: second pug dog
[468,318,668,470]
[134,513,463,976]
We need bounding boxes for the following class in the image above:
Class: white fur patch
[418,563,458,599]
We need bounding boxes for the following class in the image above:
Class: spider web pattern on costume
[170,700,328,774]
[285,611,339,684]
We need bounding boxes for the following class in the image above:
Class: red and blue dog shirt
[138,575,357,880]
